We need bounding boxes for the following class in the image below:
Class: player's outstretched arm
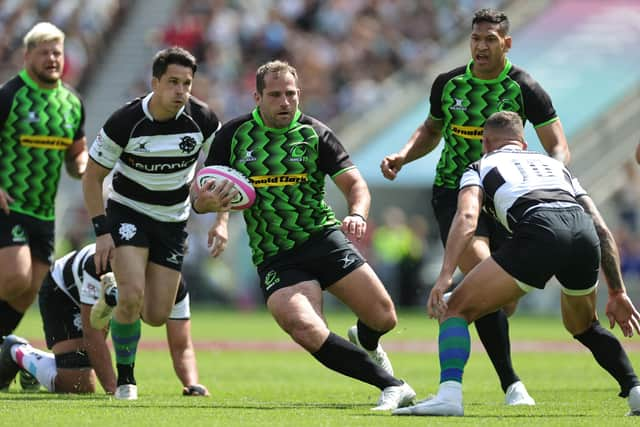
[65,136,88,178]
[80,304,116,394]
[536,120,571,165]
[577,194,640,337]
[166,319,210,396]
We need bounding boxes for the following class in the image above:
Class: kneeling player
[0,243,209,396]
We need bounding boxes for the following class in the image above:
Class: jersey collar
[252,108,302,133]
[19,69,61,91]
[466,58,512,83]
[142,92,186,121]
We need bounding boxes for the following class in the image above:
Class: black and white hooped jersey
[49,243,190,319]
[460,146,583,232]
[89,93,221,222]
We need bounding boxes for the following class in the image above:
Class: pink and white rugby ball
[195,165,256,210]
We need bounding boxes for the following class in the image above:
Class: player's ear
[504,35,512,52]
[253,91,260,103]
[151,77,159,91]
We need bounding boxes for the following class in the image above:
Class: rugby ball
[195,165,256,210]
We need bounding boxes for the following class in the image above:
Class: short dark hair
[472,8,510,35]
[152,47,197,79]
[256,60,298,94]
[485,111,524,140]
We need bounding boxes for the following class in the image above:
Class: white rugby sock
[11,344,57,392]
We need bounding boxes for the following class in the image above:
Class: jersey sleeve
[428,72,448,120]
[459,161,482,189]
[0,81,14,128]
[204,116,248,167]
[74,100,86,141]
[88,127,123,169]
[79,256,102,306]
[168,293,191,320]
[518,71,558,127]
[571,177,588,198]
[317,123,354,178]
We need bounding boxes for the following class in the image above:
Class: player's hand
[193,179,237,213]
[0,187,14,215]
[427,275,453,320]
[606,291,640,338]
[183,384,210,396]
[207,218,228,258]
[94,233,115,274]
[380,153,405,180]
[341,214,367,240]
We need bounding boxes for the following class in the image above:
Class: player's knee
[141,310,167,326]
[288,320,327,349]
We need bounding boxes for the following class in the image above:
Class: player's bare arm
[0,187,14,214]
[333,168,369,240]
[535,119,570,165]
[82,158,114,274]
[577,193,640,337]
[207,211,229,258]
[80,304,116,394]
[428,185,483,319]
[381,116,443,180]
[65,136,88,178]
[166,319,210,396]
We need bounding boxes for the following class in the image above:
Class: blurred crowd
[142,0,509,122]
[614,161,640,282]
[0,0,130,90]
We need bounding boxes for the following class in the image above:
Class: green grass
[2,308,638,426]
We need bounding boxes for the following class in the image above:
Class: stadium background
[2,0,639,312]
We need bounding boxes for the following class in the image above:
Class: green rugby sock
[439,317,470,384]
[111,318,141,385]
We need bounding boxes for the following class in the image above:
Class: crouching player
[0,243,209,396]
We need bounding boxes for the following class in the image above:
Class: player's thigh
[267,281,329,350]
[448,257,525,323]
[112,245,148,298]
[142,263,181,326]
[55,368,97,393]
[0,245,31,292]
[458,236,490,274]
[328,263,396,332]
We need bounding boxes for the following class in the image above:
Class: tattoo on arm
[577,195,624,293]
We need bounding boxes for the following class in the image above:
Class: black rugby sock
[312,332,402,390]
[116,363,136,386]
[574,320,640,397]
[0,300,24,339]
[474,309,519,392]
[356,319,384,351]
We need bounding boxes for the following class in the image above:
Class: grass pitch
[1,308,638,426]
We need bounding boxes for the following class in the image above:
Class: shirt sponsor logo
[20,134,73,149]
[126,157,195,172]
[451,124,484,140]
[250,174,308,187]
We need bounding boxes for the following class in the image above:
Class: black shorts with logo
[431,185,509,251]
[256,228,366,301]
[106,200,187,271]
[492,207,600,292]
[39,272,82,349]
[0,211,54,263]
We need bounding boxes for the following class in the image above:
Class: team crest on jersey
[450,98,467,111]
[11,225,26,243]
[118,223,137,241]
[239,150,256,163]
[179,135,197,153]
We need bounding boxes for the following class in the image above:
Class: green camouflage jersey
[206,108,355,265]
[430,58,558,189]
[0,70,85,220]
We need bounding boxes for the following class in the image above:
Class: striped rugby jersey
[460,146,582,232]
[89,93,220,222]
[50,243,190,317]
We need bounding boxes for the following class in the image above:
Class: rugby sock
[474,309,519,392]
[111,318,141,386]
[11,344,57,392]
[439,317,470,384]
[0,300,23,338]
[312,332,402,389]
[356,319,385,351]
[574,320,640,397]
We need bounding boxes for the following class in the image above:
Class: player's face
[470,21,511,79]
[254,71,300,129]
[24,39,64,88]
[151,64,193,119]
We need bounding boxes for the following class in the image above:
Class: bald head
[482,111,526,152]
